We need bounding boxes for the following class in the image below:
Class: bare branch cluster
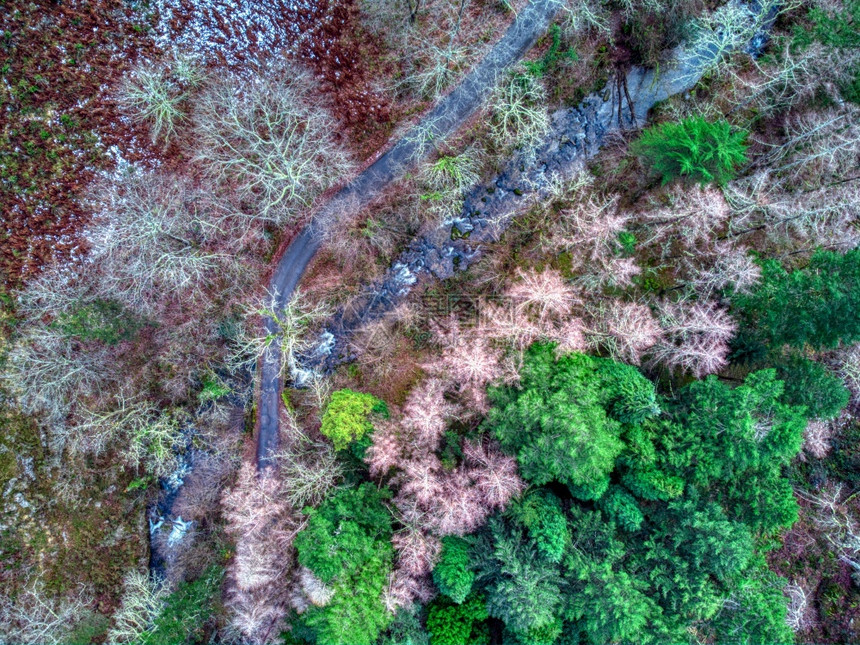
[86,172,234,314]
[119,53,203,142]
[1,322,114,432]
[585,300,663,365]
[0,578,92,645]
[222,463,301,643]
[488,69,551,150]
[194,69,354,225]
[274,410,343,508]
[107,570,169,644]
[649,300,737,378]
[678,0,784,82]
[229,289,331,379]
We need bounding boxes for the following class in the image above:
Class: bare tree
[802,419,835,460]
[107,570,169,644]
[638,184,731,248]
[586,300,662,365]
[120,68,184,142]
[506,268,581,322]
[397,0,475,100]
[401,378,457,450]
[194,69,354,225]
[649,299,737,378]
[795,484,860,577]
[767,106,860,186]
[834,344,860,405]
[784,582,816,634]
[87,172,231,314]
[1,322,114,433]
[422,320,504,412]
[552,0,611,37]
[686,241,761,299]
[724,43,830,120]
[0,578,92,645]
[419,148,483,221]
[274,413,343,508]
[555,194,625,263]
[222,464,300,643]
[229,288,330,380]
[678,0,784,82]
[488,69,551,150]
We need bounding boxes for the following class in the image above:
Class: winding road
[256,0,777,469]
[256,0,561,468]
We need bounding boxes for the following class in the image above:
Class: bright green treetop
[485,345,659,500]
[631,116,748,186]
[295,484,394,645]
[320,388,385,450]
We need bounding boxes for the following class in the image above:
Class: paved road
[256,0,561,468]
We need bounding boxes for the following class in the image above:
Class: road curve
[256,0,561,468]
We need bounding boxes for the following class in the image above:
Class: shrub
[523,24,577,77]
[52,299,143,345]
[840,65,860,104]
[120,67,186,142]
[488,70,551,149]
[320,389,385,451]
[631,117,748,186]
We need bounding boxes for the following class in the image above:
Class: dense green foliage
[433,537,475,603]
[505,489,568,562]
[436,351,803,644]
[320,389,385,450]
[141,566,223,645]
[631,117,748,186]
[524,25,577,77]
[773,352,849,419]
[733,250,860,350]
[53,298,143,345]
[295,484,395,645]
[484,345,659,500]
[792,0,860,49]
[426,595,489,645]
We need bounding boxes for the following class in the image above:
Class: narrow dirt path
[256,0,561,468]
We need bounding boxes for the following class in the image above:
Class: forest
[0,0,859,643]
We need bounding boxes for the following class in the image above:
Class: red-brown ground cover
[1,1,161,287]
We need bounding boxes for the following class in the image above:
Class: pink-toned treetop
[506,268,581,321]
[401,378,457,450]
[599,301,663,365]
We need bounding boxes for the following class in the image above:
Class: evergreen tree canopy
[484,345,659,500]
[426,594,489,645]
[773,352,850,420]
[733,249,860,350]
[433,536,475,603]
[450,353,802,644]
[294,484,394,645]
